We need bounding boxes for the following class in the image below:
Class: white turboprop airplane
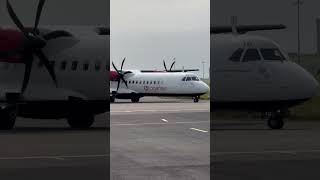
[110,59,210,103]
[211,20,319,129]
[0,0,109,129]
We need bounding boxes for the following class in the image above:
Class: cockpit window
[182,77,186,81]
[260,48,286,61]
[242,49,261,62]
[229,48,244,62]
[186,77,191,81]
[191,76,200,81]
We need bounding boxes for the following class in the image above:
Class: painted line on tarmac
[111,121,209,126]
[161,119,168,122]
[190,128,208,133]
[0,154,108,160]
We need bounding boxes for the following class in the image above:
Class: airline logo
[144,86,167,92]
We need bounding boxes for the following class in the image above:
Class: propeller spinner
[2,0,74,93]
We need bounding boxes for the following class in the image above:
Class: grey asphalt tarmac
[0,115,109,180]
[111,97,210,180]
[212,118,320,180]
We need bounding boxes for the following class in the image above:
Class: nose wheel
[266,110,285,129]
[193,96,200,103]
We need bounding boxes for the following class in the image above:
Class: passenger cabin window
[260,48,285,61]
[61,61,67,70]
[95,61,101,71]
[242,49,261,62]
[71,61,78,71]
[83,62,89,71]
[229,48,244,62]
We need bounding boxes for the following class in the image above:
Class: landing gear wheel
[67,114,95,129]
[0,107,16,130]
[267,112,284,129]
[131,97,140,103]
[110,96,115,103]
[193,96,199,103]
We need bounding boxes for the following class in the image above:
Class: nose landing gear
[265,110,286,129]
[193,96,200,103]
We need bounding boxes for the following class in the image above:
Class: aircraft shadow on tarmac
[211,123,305,131]
[0,127,109,134]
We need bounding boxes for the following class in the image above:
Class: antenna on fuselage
[231,16,238,35]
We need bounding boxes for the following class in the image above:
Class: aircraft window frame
[147,81,149,84]
[260,48,286,61]
[71,61,78,71]
[242,48,261,62]
[229,48,244,62]
[182,77,186,81]
[186,77,191,81]
[136,81,139,84]
[60,61,67,71]
[150,81,153,84]
[143,81,145,84]
[95,61,101,71]
[83,62,89,71]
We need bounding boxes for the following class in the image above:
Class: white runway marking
[161,119,168,122]
[111,121,209,126]
[190,128,208,133]
[0,154,108,160]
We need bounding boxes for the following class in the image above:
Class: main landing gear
[193,96,200,103]
[67,113,95,129]
[0,106,17,130]
[131,96,140,103]
[265,110,285,129]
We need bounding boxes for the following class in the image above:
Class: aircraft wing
[211,24,286,34]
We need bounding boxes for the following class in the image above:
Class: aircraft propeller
[163,58,176,72]
[2,0,74,93]
[112,58,131,91]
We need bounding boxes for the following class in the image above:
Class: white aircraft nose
[200,81,210,93]
[291,64,319,100]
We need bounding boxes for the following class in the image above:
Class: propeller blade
[21,54,34,93]
[34,0,46,34]
[121,76,128,88]
[43,30,73,40]
[163,60,167,71]
[123,71,132,75]
[34,49,57,87]
[120,57,126,71]
[116,78,120,91]
[112,62,120,73]
[6,0,29,37]
[169,61,176,71]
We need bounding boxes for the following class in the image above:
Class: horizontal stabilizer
[211,24,286,34]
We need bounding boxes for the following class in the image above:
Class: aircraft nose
[303,71,319,98]
[201,81,210,93]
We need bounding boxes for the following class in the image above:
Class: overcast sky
[212,0,320,54]
[111,0,210,78]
